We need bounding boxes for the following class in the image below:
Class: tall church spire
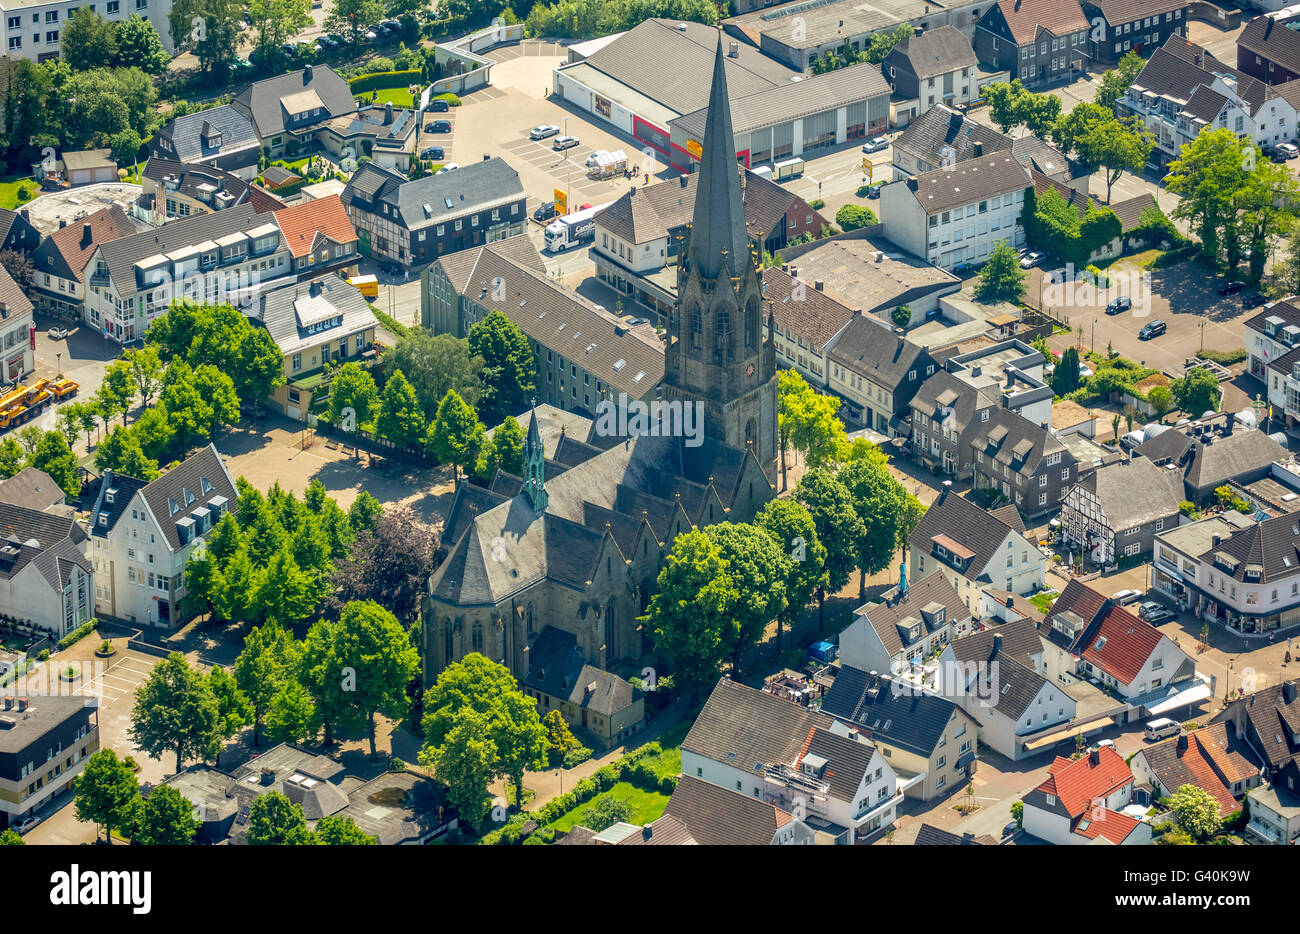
[687,35,751,280]
[522,407,548,512]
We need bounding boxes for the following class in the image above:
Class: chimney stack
[728,41,739,58]
[992,633,1003,658]
[907,177,918,191]
[1177,733,1189,752]
[679,173,689,187]
[260,767,276,786]
[384,101,394,124]
[1089,748,1100,765]
[304,64,313,83]
[16,698,26,712]
[2,697,10,710]
[814,280,824,291]
[973,141,983,157]
[81,223,92,247]
[1284,682,1297,704]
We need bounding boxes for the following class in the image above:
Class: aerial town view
[0,0,1294,910]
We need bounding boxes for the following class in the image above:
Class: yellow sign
[554,188,567,215]
[861,158,873,180]
[687,139,703,160]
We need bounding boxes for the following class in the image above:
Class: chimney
[19,208,28,220]
[1195,52,1203,66]
[914,26,923,37]
[728,41,739,58]
[973,141,983,157]
[992,633,1002,658]
[1006,365,1016,389]
[384,101,394,124]
[1177,733,1189,752]
[1005,595,1014,608]
[80,223,92,247]
[16,697,26,712]
[1285,682,1298,704]
[1225,412,1234,435]
[2,697,10,710]
[814,280,824,291]
[1089,749,1100,765]
[875,250,884,262]
[309,280,322,297]
[260,767,276,785]
[58,219,66,229]
[679,173,689,187]
[1212,533,1221,548]
[907,177,918,191]
[304,64,313,83]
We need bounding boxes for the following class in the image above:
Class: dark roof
[154,104,260,165]
[0,502,87,585]
[1207,512,1300,584]
[684,676,833,772]
[886,26,978,81]
[1139,35,1275,118]
[86,472,147,539]
[762,266,856,350]
[1029,168,1152,233]
[989,0,1090,45]
[662,775,797,846]
[0,264,33,319]
[821,666,964,757]
[1240,14,1300,78]
[523,626,640,716]
[800,727,877,801]
[117,444,236,552]
[900,152,1031,215]
[1217,678,1300,769]
[335,770,451,845]
[914,823,993,844]
[1246,296,1300,334]
[1010,135,1067,178]
[0,207,39,253]
[232,65,356,140]
[30,205,136,285]
[910,488,1022,580]
[968,406,1073,478]
[910,369,997,440]
[947,618,1048,718]
[893,105,1012,171]
[1086,0,1188,25]
[341,158,525,231]
[0,695,97,753]
[253,274,374,356]
[1134,414,1288,495]
[828,315,930,395]
[142,157,286,215]
[616,812,697,845]
[1074,458,1184,530]
[852,572,969,656]
[0,468,65,512]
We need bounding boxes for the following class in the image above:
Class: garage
[60,149,118,187]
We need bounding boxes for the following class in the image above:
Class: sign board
[687,139,702,161]
[861,158,873,180]
[554,188,568,215]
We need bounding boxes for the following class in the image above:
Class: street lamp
[1199,320,1206,352]
[56,351,62,377]
[1092,317,1097,353]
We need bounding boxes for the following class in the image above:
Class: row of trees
[808,24,914,74]
[62,9,171,74]
[522,0,718,40]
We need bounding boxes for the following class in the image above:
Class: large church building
[421,37,780,684]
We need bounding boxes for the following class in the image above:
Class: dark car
[867,183,882,199]
[316,36,336,51]
[1218,279,1245,295]
[1139,601,1176,624]
[428,98,449,112]
[1138,320,1167,340]
[420,146,444,161]
[1105,295,1132,315]
[533,201,557,221]
[426,119,451,133]
[1243,291,1268,309]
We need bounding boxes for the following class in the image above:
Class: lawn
[546,782,669,833]
[358,87,414,108]
[0,176,38,210]
[1029,591,1058,615]
[638,720,691,780]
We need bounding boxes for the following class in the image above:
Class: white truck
[543,202,611,252]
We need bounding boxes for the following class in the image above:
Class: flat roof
[779,235,958,315]
[558,61,681,130]
[725,0,974,50]
[1157,513,1256,559]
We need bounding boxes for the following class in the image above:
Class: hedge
[348,69,422,94]
[57,619,97,651]
[430,92,461,107]
[369,304,410,339]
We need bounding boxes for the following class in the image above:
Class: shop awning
[1022,716,1116,751]
[1146,682,1212,715]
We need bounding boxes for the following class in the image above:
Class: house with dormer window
[839,572,972,682]
[1021,746,1150,844]
[88,445,237,629]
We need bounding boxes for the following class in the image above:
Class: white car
[861,136,889,154]
[1078,364,1094,379]
[47,327,68,339]
[1019,251,1045,268]
[529,124,560,140]
[12,814,41,834]
[1112,588,1143,606]
[1087,739,1116,753]
[438,163,460,173]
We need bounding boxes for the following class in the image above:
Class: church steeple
[522,408,548,512]
[687,36,751,280]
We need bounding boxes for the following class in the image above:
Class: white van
[1144,717,1180,741]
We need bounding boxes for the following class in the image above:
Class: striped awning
[1022,716,1116,751]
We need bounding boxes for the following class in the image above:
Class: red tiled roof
[1181,735,1240,816]
[1073,808,1142,843]
[1037,747,1134,817]
[993,0,1089,47]
[273,194,357,258]
[1079,604,1163,686]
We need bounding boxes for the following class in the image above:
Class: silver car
[529,124,560,140]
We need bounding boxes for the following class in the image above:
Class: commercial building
[0,0,174,63]
[27,206,138,320]
[0,695,98,830]
[973,0,1091,90]
[1061,458,1185,564]
[883,24,1006,125]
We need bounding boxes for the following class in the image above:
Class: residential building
[820,666,979,800]
[912,823,997,844]
[1238,8,1300,86]
[0,207,40,255]
[0,695,98,830]
[1133,410,1289,504]
[0,502,93,639]
[967,407,1080,519]
[1243,760,1300,844]
[839,572,973,681]
[0,266,34,383]
[882,26,984,117]
[149,105,261,180]
[1042,579,1204,714]
[827,316,935,434]
[341,159,527,269]
[87,445,237,629]
[1081,0,1189,65]
[28,206,138,319]
[1213,678,1300,773]
[909,370,999,478]
[879,153,1031,270]
[1129,722,1262,815]
[314,101,419,174]
[137,158,286,226]
[231,65,359,159]
[763,265,857,390]
[0,0,174,63]
[423,237,664,417]
[1061,458,1185,565]
[1120,36,1300,170]
[682,677,902,842]
[945,338,1054,428]
[891,105,1012,176]
[973,0,1091,90]
[1245,298,1300,422]
[0,468,69,514]
[937,619,1079,760]
[592,168,825,320]
[1151,510,1254,615]
[521,625,645,747]
[58,149,117,186]
[271,194,360,279]
[1021,746,1151,844]
[252,274,377,421]
[910,487,1046,615]
[660,775,815,845]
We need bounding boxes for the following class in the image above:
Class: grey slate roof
[232,65,356,140]
[946,619,1048,718]
[854,571,969,656]
[127,444,237,552]
[684,676,834,773]
[1240,13,1300,78]
[1205,513,1300,584]
[662,774,798,846]
[828,315,930,395]
[0,502,87,584]
[885,25,978,81]
[153,104,260,165]
[902,153,1032,216]
[893,105,1012,171]
[334,770,450,845]
[763,266,856,350]
[910,487,1021,581]
[1134,414,1288,496]
[914,822,993,844]
[143,156,285,214]
[341,158,525,232]
[800,727,876,801]
[1135,36,1276,119]
[968,406,1072,478]
[0,468,65,512]
[253,274,375,357]
[523,626,640,717]
[0,264,32,319]
[821,666,963,758]
[1077,458,1184,530]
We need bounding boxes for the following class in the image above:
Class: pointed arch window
[715,310,731,364]
[746,298,760,349]
[472,620,483,653]
[690,305,703,351]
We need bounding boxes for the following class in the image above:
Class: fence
[1187,1,1241,29]
[428,22,525,97]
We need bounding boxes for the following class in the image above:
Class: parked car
[861,136,889,154]
[1139,600,1175,624]
[1138,320,1166,340]
[47,327,67,339]
[1278,142,1300,159]
[420,146,444,161]
[1145,717,1181,741]
[1105,295,1132,315]
[426,119,451,133]
[439,162,460,173]
[1019,251,1044,268]
[866,183,882,199]
[1112,588,1143,605]
[316,36,335,51]
[553,135,580,151]
[1087,739,1116,752]
[529,124,560,140]
[1243,291,1268,309]
[1218,279,1245,295]
[533,201,558,221]
[12,815,41,834]
[429,98,450,112]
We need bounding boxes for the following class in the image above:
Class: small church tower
[522,408,548,512]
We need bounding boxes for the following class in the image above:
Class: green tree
[325,601,420,756]
[835,203,877,231]
[314,814,377,844]
[234,623,302,745]
[422,707,496,827]
[115,15,172,74]
[642,529,735,693]
[207,665,252,756]
[1095,51,1146,109]
[101,360,138,426]
[755,498,827,650]
[134,785,201,845]
[129,653,223,772]
[1053,346,1082,395]
[581,796,634,832]
[264,678,320,745]
[778,369,848,477]
[421,653,522,747]
[62,8,119,71]
[984,80,1028,135]
[30,432,80,498]
[1164,128,1246,264]
[0,439,21,478]
[245,791,314,845]
[349,490,384,535]
[254,547,322,629]
[73,749,141,843]
[430,389,484,482]
[467,309,536,424]
[168,0,243,76]
[794,467,865,627]
[123,345,165,409]
[704,522,789,675]
[1077,114,1155,202]
[891,304,912,329]
[487,685,548,809]
[0,830,23,845]
[840,448,908,598]
[543,709,580,764]
[375,368,427,450]
[1168,783,1222,842]
[247,0,313,57]
[325,0,386,42]
[109,128,143,167]
[1052,102,1111,171]
[381,331,484,417]
[1148,385,1174,424]
[328,362,379,432]
[1171,367,1221,417]
[1021,91,1062,140]
[974,240,1027,304]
